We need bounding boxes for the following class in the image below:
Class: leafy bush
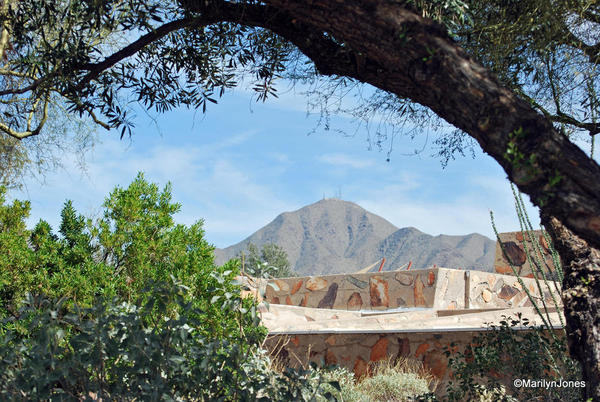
[0,174,341,400]
[0,278,334,401]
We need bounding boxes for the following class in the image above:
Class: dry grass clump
[319,357,437,401]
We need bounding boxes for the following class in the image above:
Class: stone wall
[265,327,565,398]
[493,230,558,277]
[264,268,560,311]
[260,267,563,398]
[265,268,454,310]
[467,270,561,309]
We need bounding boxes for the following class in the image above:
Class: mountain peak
[213,200,495,275]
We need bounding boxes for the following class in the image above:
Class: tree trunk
[542,214,600,400]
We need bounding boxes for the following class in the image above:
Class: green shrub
[236,242,296,278]
[0,278,333,401]
[319,359,435,402]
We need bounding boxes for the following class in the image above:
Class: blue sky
[12,83,594,249]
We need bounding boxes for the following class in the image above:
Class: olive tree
[1,0,600,396]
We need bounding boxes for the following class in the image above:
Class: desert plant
[319,358,436,402]
[444,314,582,401]
[444,185,583,401]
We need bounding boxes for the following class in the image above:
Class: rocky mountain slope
[213,199,495,276]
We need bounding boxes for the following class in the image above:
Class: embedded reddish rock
[291,336,300,347]
[325,335,336,346]
[298,293,308,307]
[340,354,352,363]
[326,350,338,365]
[285,295,293,305]
[273,279,290,292]
[502,241,527,266]
[318,283,339,309]
[369,276,390,307]
[306,277,328,291]
[291,280,303,295]
[398,337,411,357]
[415,342,430,358]
[424,350,447,378]
[427,271,436,287]
[498,285,520,300]
[347,292,363,310]
[272,297,280,304]
[353,357,369,379]
[413,275,426,307]
[370,337,389,362]
[495,265,513,275]
[267,279,289,294]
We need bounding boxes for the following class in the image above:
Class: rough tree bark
[543,214,600,399]
[184,0,600,397]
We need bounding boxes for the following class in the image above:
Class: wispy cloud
[13,131,299,248]
[317,153,375,169]
[354,175,540,239]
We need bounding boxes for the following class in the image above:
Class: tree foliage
[238,242,295,278]
[302,0,600,163]
[0,0,294,140]
[452,0,600,153]
[0,173,263,342]
[1,1,600,245]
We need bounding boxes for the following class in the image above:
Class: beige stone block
[482,289,492,303]
[306,276,328,291]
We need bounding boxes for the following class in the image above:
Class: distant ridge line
[213,199,495,275]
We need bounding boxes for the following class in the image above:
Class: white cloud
[354,176,541,239]
[12,130,301,248]
[317,153,375,169]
